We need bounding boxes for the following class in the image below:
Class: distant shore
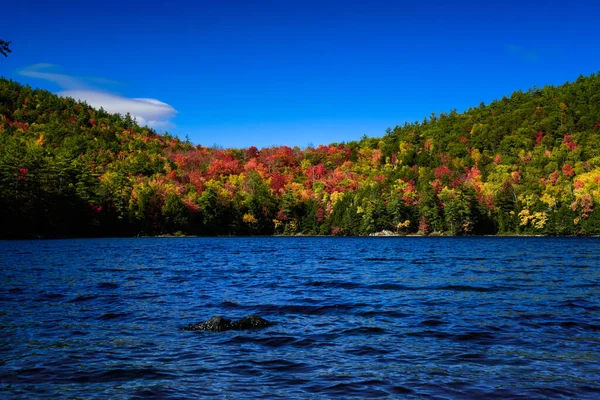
[5,233,596,240]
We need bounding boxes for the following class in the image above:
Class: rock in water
[231,315,271,330]
[181,315,272,332]
[182,316,232,332]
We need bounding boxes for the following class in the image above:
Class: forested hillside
[1,73,600,238]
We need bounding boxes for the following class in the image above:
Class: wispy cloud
[18,64,177,130]
[19,63,84,88]
[505,44,539,62]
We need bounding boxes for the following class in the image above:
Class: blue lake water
[0,237,599,399]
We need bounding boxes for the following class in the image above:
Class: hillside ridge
[1,72,599,238]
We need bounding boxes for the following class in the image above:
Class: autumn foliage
[2,72,600,238]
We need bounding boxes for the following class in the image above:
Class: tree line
[1,72,600,238]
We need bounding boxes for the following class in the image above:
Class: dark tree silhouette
[1,40,11,57]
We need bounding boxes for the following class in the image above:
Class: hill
[1,73,600,238]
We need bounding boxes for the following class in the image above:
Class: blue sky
[1,0,599,149]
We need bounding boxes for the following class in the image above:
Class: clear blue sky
[2,0,599,149]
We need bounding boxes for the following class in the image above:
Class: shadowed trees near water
[1,72,600,238]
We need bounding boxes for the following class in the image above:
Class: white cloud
[18,64,177,130]
[58,90,177,129]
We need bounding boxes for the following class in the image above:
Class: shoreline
[2,233,599,240]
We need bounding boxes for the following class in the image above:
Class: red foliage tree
[563,134,578,151]
[562,163,575,177]
[535,130,544,146]
[434,165,452,180]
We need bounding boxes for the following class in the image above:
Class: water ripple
[1,237,599,398]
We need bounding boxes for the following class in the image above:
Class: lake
[0,237,599,398]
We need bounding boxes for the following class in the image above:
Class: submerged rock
[182,316,232,332]
[231,315,272,330]
[181,315,272,332]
